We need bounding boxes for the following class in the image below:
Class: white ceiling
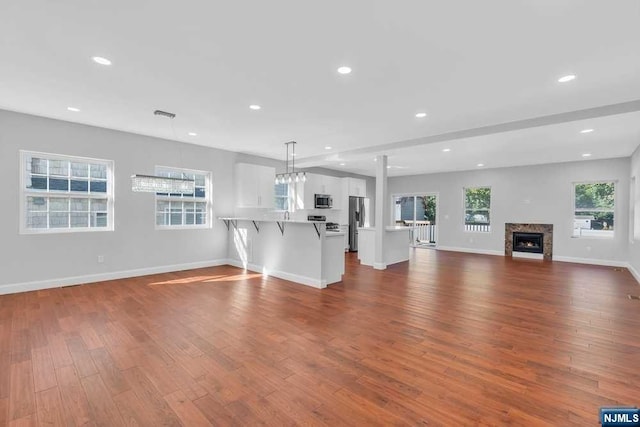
[1,0,639,176]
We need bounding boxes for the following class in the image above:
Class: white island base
[357,226,411,269]
[222,218,345,288]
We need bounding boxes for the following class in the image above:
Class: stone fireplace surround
[505,223,553,260]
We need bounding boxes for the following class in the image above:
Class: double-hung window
[573,181,615,238]
[155,166,211,228]
[464,187,491,232]
[274,183,290,211]
[20,151,113,233]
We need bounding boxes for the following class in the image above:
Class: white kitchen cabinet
[338,177,367,224]
[345,177,366,197]
[340,225,349,252]
[300,174,319,209]
[235,163,275,208]
[325,175,342,210]
[300,174,342,210]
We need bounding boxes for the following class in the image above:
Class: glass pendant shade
[275,141,307,186]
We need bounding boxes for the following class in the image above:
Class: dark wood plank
[112,389,164,427]
[30,346,57,393]
[47,334,74,369]
[35,387,66,426]
[7,413,37,427]
[80,374,124,427]
[120,367,182,427]
[0,397,8,426]
[89,347,129,396]
[0,351,10,399]
[163,389,213,426]
[55,365,93,427]
[8,360,35,421]
[66,337,98,379]
[192,394,238,426]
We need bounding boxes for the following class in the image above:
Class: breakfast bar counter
[220,218,344,288]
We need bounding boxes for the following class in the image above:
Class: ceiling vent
[153,110,176,119]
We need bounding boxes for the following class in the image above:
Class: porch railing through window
[465,223,491,232]
[401,221,437,245]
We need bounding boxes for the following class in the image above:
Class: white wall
[389,158,630,264]
[0,109,239,293]
[629,145,640,280]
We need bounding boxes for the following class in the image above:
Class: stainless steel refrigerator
[348,196,366,252]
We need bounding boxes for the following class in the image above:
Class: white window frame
[571,180,616,239]
[463,186,492,233]
[154,166,212,230]
[273,182,290,212]
[632,175,639,241]
[19,150,114,234]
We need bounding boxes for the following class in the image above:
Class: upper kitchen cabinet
[301,174,342,209]
[344,177,367,197]
[235,163,275,208]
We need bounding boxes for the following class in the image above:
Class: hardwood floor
[1,249,639,426]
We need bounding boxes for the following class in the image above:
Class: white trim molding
[0,259,228,296]
[437,246,504,257]
[627,263,640,285]
[553,256,629,268]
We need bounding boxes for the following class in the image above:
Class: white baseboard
[225,258,326,289]
[627,263,640,285]
[373,262,387,270]
[553,256,629,268]
[437,246,504,257]
[0,259,228,296]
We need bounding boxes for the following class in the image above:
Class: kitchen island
[357,226,411,269]
[220,218,345,288]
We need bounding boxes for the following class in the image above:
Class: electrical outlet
[97,255,104,263]
[586,246,591,252]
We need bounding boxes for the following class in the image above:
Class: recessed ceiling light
[67,107,80,112]
[188,132,197,136]
[580,129,594,134]
[557,74,576,83]
[324,146,332,150]
[92,56,112,66]
[415,112,427,118]
[387,166,392,169]
[442,148,451,152]
[477,163,485,167]
[339,163,346,166]
[582,153,592,157]
[249,104,261,110]
[337,66,352,75]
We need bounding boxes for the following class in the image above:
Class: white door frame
[390,192,440,249]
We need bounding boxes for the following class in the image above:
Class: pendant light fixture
[131,174,195,193]
[275,141,306,185]
[130,110,196,193]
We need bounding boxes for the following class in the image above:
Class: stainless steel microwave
[314,194,333,209]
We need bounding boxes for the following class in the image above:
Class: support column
[374,155,388,270]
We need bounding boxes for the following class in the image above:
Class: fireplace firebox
[512,232,544,254]
[505,223,552,260]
